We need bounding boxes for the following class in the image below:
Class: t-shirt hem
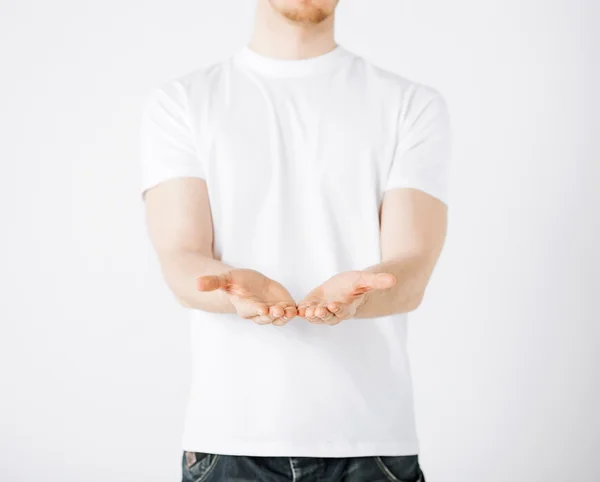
[181,439,420,458]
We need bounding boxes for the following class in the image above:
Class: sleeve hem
[140,171,206,200]
[383,180,448,206]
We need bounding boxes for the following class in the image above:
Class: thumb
[196,272,231,292]
[361,272,397,291]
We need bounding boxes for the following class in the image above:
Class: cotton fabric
[140,44,451,457]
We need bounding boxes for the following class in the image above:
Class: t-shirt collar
[233,44,349,77]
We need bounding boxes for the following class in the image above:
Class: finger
[251,301,295,325]
[314,304,329,318]
[320,311,336,324]
[297,302,313,318]
[251,314,274,325]
[255,303,270,316]
[272,317,288,327]
[296,301,313,318]
[269,304,285,319]
[283,306,297,320]
[305,305,323,324]
[196,272,231,292]
[239,300,269,318]
[315,304,335,323]
[272,305,296,326]
[327,301,352,319]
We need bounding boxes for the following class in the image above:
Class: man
[140,0,450,480]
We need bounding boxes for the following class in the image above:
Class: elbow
[164,277,195,309]
[176,294,193,309]
[404,291,425,313]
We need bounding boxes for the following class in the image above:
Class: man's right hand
[196,269,297,326]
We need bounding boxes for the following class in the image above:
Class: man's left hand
[297,271,397,325]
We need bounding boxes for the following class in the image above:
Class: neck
[249,0,337,60]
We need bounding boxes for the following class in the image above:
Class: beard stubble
[270,0,336,24]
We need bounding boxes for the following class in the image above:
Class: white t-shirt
[140,44,451,457]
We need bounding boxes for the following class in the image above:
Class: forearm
[354,255,429,318]
[158,249,236,313]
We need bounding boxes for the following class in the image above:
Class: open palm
[297,270,396,325]
[197,269,297,326]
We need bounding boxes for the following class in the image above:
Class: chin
[269,0,339,24]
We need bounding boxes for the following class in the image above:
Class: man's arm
[143,177,237,313]
[143,177,298,324]
[293,88,451,325]
[354,187,448,318]
[353,90,452,318]
[296,187,447,324]
[140,84,297,324]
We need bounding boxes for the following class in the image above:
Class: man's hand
[297,271,397,325]
[196,269,297,326]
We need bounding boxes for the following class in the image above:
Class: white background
[1,0,598,480]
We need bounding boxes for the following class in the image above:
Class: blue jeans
[181,451,425,482]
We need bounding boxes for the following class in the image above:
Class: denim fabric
[182,451,425,482]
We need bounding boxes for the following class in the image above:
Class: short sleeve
[139,81,205,199]
[384,88,452,206]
